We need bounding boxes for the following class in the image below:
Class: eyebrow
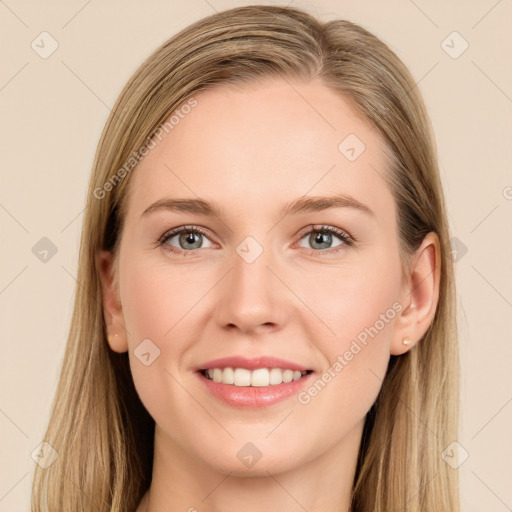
[139,193,375,220]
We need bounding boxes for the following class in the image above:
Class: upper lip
[194,356,312,372]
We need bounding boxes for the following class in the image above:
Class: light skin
[98,78,440,512]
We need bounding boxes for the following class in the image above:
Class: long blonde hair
[31,5,459,511]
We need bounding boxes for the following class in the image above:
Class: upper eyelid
[297,224,351,238]
[159,225,212,241]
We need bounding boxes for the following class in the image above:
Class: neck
[138,420,363,512]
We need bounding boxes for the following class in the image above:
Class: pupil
[312,231,331,249]
[180,232,201,249]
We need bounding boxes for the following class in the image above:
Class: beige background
[1,0,511,510]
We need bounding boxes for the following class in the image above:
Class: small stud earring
[403,303,416,314]
[402,338,411,346]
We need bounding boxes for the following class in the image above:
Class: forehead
[125,78,394,224]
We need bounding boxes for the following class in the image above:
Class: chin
[204,454,299,477]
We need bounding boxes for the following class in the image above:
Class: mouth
[196,366,315,408]
[199,367,314,387]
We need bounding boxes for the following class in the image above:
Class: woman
[31,4,459,511]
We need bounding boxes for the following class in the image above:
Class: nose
[214,239,290,335]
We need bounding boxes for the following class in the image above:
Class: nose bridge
[215,233,287,332]
[234,234,272,289]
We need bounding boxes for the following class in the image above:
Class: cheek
[118,257,214,423]
[120,257,197,342]
[294,257,401,417]
[294,254,401,348]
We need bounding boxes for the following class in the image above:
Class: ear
[96,250,128,353]
[391,232,441,356]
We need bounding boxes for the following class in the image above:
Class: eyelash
[157,224,356,257]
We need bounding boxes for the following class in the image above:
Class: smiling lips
[196,355,312,372]
[202,367,311,386]
[195,355,315,407]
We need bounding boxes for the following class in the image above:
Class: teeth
[203,367,308,386]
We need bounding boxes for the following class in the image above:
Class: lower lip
[196,371,314,408]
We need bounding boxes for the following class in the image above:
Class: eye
[296,225,354,254]
[157,224,355,257]
[158,225,214,255]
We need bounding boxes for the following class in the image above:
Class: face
[104,78,414,476]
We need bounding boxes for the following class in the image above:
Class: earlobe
[391,232,441,356]
[96,250,128,353]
